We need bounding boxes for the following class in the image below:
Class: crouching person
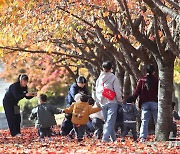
[63,94,101,142]
[29,94,62,142]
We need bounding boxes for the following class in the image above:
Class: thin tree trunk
[155,60,175,141]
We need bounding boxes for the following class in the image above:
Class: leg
[102,103,118,142]
[3,104,17,136]
[150,102,158,125]
[172,123,177,137]
[130,123,137,141]
[139,102,151,139]
[38,128,46,138]
[14,114,21,135]
[92,118,103,139]
[121,123,130,137]
[74,125,86,141]
[46,127,52,137]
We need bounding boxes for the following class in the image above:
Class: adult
[65,76,89,107]
[132,64,158,142]
[96,61,122,142]
[61,76,89,136]
[3,74,35,136]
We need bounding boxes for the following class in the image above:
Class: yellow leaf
[103,11,109,17]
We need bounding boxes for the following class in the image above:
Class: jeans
[74,124,87,140]
[121,123,137,141]
[140,101,158,139]
[102,103,118,142]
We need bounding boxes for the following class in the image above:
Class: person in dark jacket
[115,104,124,136]
[121,96,138,142]
[61,76,89,136]
[3,74,35,137]
[171,102,180,138]
[132,64,158,142]
[29,94,62,141]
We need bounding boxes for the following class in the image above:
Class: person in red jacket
[133,64,158,142]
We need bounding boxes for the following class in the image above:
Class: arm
[29,107,38,120]
[89,106,101,114]
[64,104,74,114]
[132,79,142,101]
[133,105,138,118]
[10,84,26,102]
[50,106,62,114]
[69,84,78,100]
[113,77,123,103]
[173,111,180,120]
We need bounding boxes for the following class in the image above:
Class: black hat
[146,64,155,74]
[76,76,87,83]
[102,61,112,71]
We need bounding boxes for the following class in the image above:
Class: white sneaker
[140,138,146,142]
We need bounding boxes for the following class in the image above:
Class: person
[29,94,62,141]
[90,102,104,139]
[3,74,35,137]
[171,102,180,138]
[63,94,101,142]
[95,61,122,142]
[65,76,89,107]
[121,96,138,142]
[132,64,158,142]
[62,76,89,136]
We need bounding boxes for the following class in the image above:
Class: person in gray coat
[121,96,138,142]
[29,94,62,140]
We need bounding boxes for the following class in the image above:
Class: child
[171,102,180,138]
[90,102,104,139]
[29,94,62,141]
[63,94,101,142]
[121,96,138,142]
[60,93,83,137]
[115,104,124,137]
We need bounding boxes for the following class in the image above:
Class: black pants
[92,118,104,139]
[60,118,73,136]
[172,122,177,137]
[38,127,51,138]
[3,103,21,137]
[121,123,137,141]
[74,124,87,141]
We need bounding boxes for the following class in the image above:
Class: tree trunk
[155,59,175,141]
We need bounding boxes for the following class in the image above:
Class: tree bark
[155,58,175,141]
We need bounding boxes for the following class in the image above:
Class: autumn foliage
[0,123,179,153]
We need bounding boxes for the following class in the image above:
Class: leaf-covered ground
[0,123,179,154]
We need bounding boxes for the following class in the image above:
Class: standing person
[61,76,89,136]
[121,96,138,142]
[132,64,158,142]
[63,94,101,142]
[3,74,35,137]
[29,94,62,142]
[96,61,122,142]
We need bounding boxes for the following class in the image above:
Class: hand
[26,92,36,97]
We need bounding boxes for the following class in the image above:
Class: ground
[0,121,179,153]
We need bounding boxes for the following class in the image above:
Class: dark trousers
[92,118,104,139]
[3,103,21,136]
[172,122,177,137]
[115,122,124,134]
[74,124,87,141]
[60,118,73,136]
[38,127,51,138]
[121,123,137,141]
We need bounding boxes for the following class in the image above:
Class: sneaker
[140,138,146,142]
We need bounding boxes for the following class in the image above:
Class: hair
[102,61,112,72]
[80,94,89,102]
[74,93,83,102]
[145,64,155,90]
[88,96,95,106]
[76,76,87,83]
[18,74,29,81]
[126,96,135,103]
[40,94,47,102]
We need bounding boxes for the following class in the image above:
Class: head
[126,96,135,104]
[146,64,155,75]
[18,74,29,87]
[80,94,89,103]
[74,93,83,102]
[39,94,47,104]
[88,97,95,106]
[102,61,112,72]
[76,76,86,88]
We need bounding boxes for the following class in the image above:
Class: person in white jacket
[95,61,122,142]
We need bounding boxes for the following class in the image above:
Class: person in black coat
[3,74,35,137]
[60,76,89,136]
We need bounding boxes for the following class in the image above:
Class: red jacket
[133,75,158,108]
